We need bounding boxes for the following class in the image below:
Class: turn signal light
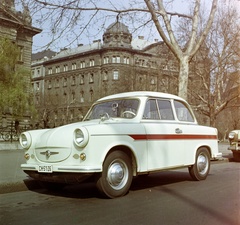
[80,153,86,161]
[24,153,30,160]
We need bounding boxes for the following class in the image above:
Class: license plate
[38,165,53,173]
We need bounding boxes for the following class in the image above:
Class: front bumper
[21,164,102,173]
[24,171,93,184]
[228,144,240,151]
[212,152,223,159]
[21,164,102,184]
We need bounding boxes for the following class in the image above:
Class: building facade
[0,0,41,70]
[0,0,41,128]
[32,21,206,128]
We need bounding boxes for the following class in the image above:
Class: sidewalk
[0,142,39,194]
[0,142,233,194]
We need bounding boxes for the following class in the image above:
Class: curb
[0,178,40,194]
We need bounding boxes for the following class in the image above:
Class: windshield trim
[83,98,140,121]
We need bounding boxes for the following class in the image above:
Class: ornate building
[0,0,41,70]
[0,0,41,128]
[32,20,206,128]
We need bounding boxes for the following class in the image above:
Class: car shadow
[130,170,192,191]
[26,170,193,199]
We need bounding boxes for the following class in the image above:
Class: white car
[20,91,222,198]
[228,130,240,161]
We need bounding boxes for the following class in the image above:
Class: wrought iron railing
[0,124,29,142]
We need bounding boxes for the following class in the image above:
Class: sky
[28,0,240,53]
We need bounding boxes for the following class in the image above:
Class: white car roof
[97,91,185,102]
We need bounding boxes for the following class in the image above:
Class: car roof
[97,91,185,102]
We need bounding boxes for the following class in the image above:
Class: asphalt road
[0,161,239,225]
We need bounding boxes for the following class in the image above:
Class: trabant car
[20,91,221,198]
[228,130,240,161]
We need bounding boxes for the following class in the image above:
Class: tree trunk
[178,56,189,100]
[209,104,216,127]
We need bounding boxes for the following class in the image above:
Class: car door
[142,98,187,171]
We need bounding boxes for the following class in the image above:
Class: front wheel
[96,151,133,198]
[188,147,210,181]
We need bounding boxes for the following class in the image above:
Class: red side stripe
[129,134,217,140]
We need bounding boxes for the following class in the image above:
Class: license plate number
[38,165,53,173]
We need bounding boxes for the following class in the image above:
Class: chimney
[93,39,101,43]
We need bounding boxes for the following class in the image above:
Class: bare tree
[21,0,218,100]
[144,0,218,99]
[191,0,240,128]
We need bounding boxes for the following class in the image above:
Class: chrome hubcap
[107,160,128,190]
[197,153,208,175]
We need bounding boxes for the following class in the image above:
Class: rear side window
[143,99,174,120]
[174,100,194,122]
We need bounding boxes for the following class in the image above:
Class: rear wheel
[188,147,210,181]
[96,151,133,198]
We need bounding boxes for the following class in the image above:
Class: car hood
[34,121,98,163]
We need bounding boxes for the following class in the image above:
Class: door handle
[175,128,182,134]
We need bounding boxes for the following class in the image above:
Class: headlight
[228,132,236,140]
[74,128,89,147]
[20,132,32,149]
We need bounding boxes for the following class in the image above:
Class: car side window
[143,99,160,119]
[174,100,194,122]
[157,100,174,120]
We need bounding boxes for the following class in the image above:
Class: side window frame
[173,100,195,122]
[143,99,160,120]
[157,99,175,120]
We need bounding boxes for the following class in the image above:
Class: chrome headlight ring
[74,128,89,147]
[20,132,32,149]
[228,131,237,141]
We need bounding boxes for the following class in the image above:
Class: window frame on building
[48,67,53,75]
[89,59,95,67]
[113,70,119,80]
[80,74,84,84]
[80,61,86,68]
[89,73,94,83]
[63,64,68,72]
[72,62,77,70]
[56,65,60,73]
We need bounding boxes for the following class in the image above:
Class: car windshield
[85,99,139,120]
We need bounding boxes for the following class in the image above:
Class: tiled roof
[49,38,155,60]
[52,41,102,59]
